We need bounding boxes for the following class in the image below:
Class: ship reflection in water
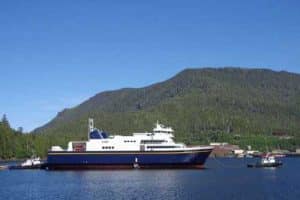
[1,158,300,200]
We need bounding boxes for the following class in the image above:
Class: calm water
[1,157,300,200]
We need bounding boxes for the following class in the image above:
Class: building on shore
[210,143,240,157]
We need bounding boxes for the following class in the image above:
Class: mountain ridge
[33,67,300,147]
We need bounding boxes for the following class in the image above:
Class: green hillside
[34,68,300,149]
[2,67,300,159]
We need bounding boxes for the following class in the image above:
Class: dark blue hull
[46,149,212,170]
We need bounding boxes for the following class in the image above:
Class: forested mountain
[2,67,300,159]
[34,68,300,137]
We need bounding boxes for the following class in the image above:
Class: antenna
[88,118,94,139]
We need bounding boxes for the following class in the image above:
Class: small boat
[272,153,286,158]
[9,157,43,170]
[236,153,245,158]
[0,165,8,170]
[245,154,254,158]
[247,154,283,168]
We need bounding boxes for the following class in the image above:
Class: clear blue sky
[1,0,300,131]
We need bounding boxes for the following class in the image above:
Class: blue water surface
[1,157,300,200]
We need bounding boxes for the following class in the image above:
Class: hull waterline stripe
[48,150,212,155]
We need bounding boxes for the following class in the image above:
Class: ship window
[141,140,166,144]
[124,140,136,143]
[102,146,115,149]
[147,146,177,149]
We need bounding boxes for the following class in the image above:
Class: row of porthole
[124,140,136,143]
[102,146,115,149]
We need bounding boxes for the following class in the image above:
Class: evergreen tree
[1,114,10,128]
[17,127,23,134]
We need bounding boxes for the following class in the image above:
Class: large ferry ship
[46,119,214,170]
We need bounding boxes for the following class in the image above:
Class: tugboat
[247,153,283,168]
[9,157,43,170]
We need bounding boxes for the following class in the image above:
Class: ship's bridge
[88,118,110,140]
[89,129,109,139]
[153,122,174,137]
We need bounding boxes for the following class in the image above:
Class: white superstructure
[51,119,212,152]
[21,157,42,167]
[261,154,276,164]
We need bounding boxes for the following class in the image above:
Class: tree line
[1,111,300,160]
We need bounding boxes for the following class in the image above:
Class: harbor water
[1,157,300,200]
